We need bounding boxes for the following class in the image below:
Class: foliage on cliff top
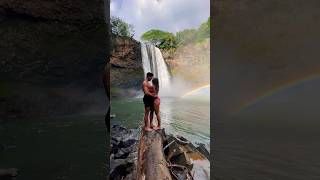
[196,17,210,41]
[176,17,210,46]
[141,29,177,50]
[175,29,198,46]
[141,17,210,49]
[111,16,135,37]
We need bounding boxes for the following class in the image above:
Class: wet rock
[164,134,210,179]
[196,143,210,160]
[110,125,138,179]
[170,152,193,171]
[114,150,130,159]
[170,166,190,180]
[114,143,137,159]
[166,141,184,161]
[110,158,126,174]
[118,139,137,148]
[110,162,135,180]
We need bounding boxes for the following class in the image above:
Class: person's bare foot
[153,126,161,130]
[144,126,153,131]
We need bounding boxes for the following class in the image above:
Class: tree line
[110,16,210,50]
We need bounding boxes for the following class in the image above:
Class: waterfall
[141,43,171,95]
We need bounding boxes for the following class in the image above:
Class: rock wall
[163,39,210,87]
[110,36,143,98]
[0,0,109,118]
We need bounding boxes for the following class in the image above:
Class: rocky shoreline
[110,124,210,180]
[110,125,140,180]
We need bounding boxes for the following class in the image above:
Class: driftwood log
[137,129,172,180]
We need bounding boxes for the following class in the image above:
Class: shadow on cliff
[0,1,109,120]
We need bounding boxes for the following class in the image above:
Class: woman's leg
[154,99,161,129]
[150,109,154,128]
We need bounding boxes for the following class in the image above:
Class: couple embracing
[142,72,161,131]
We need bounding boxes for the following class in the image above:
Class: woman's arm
[153,87,159,98]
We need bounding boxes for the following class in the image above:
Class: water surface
[0,115,106,179]
[111,96,210,149]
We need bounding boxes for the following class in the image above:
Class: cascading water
[141,43,171,95]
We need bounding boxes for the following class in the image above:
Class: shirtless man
[142,72,156,131]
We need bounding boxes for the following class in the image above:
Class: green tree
[110,16,134,37]
[196,17,210,42]
[175,29,198,46]
[141,29,177,50]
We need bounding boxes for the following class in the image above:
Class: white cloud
[110,0,210,40]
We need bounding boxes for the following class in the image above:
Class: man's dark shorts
[143,94,154,109]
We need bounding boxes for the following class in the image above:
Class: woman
[151,78,161,129]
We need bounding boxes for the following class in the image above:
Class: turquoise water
[0,115,106,179]
[111,95,210,148]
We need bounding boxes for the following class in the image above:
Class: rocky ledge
[110,125,140,180]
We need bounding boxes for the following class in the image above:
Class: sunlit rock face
[163,39,210,88]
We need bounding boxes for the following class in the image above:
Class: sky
[110,0,210,40]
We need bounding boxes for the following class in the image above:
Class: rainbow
[233,69,320,114]
[181,84,210,98]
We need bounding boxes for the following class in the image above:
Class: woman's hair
[152,78,159,92]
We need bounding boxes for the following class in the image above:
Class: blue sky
[110,0,210,40]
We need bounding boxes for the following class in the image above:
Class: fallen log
[137,129,172,180]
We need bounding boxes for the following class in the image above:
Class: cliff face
[110,37,143,97]
[163,39,210,87]
[0,0,109,118]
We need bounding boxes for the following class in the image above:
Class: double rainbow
[233,67,320,113]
